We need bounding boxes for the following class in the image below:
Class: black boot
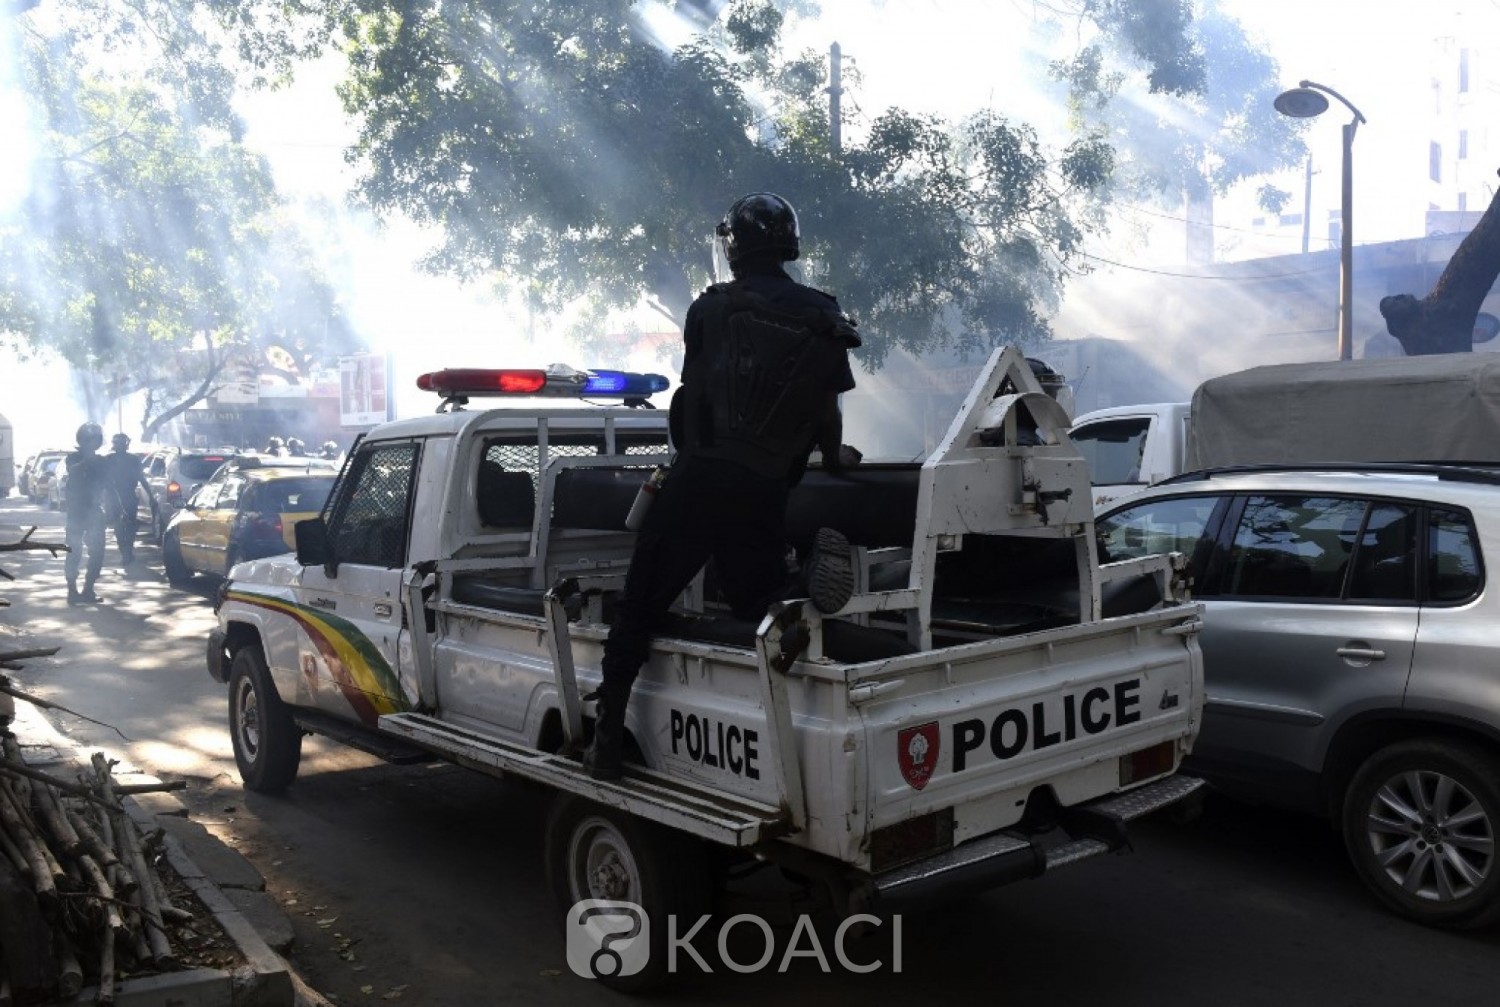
[804,527,854,614]
[66,582,80,606]
[582,687,629,782]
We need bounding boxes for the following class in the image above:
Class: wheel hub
[592,855,630,900]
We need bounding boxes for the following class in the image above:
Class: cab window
[1096,495,1220,564]
[327,442,420,568]
[1070,417,1151,485]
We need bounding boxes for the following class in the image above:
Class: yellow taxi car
[161,457,337,584]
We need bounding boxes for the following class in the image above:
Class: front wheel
[1342,739,1500,929]
[545,798,709,992]
[228,645,302,793]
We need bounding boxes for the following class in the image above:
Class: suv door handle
[1336,646,1386,661]
[309,597,337,612]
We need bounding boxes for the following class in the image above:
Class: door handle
[374,602,393,618]
[309,597,337,612]
[1336,646,1386,661]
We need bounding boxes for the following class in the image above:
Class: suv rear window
[179,456,231,480]
[1428,508,1482,602]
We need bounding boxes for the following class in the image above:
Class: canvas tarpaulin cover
[1186,355,1500,469]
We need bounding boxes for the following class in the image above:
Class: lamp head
[1274,86,1330,118]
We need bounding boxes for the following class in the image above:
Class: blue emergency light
[581,370,670,396]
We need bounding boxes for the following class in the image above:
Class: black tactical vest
[674,282,858,479]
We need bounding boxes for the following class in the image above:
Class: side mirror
[295,517,334,573]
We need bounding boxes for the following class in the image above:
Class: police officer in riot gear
[583,192,862,781]
[264,436,287,457]
[319,441,340,460]
[104,433,156,566]
[64,423,109,604]
[286,437,308,458]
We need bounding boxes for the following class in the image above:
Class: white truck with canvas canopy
[208,349,1205,989]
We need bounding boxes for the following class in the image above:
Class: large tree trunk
[1379,170,1500,354]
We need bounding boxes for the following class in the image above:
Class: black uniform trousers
[599,454,789,695]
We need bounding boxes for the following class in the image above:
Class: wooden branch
[0,683,132,742]
[53,929,82,1000]
[0,760,120,812]
[0,527,68,557]
[96,914,115,1006]
[62,804,118,868]
[75,855,123,935]
[32,779,83,857]
[0,648,59,663]
[0,780,57,908]
[113,780,187,796]
[0,822,30,880]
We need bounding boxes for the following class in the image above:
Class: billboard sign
[340,353,390,427]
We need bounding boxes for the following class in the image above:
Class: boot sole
[807,528,854,614]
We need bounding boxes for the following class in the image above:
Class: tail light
[1119,741,1178,787]
[869,808,955,873]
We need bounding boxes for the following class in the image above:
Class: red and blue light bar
[416,364,669,399]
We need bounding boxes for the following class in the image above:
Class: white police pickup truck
[209,348,1205,988]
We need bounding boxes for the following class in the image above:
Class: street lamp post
[1275,80,1367,361]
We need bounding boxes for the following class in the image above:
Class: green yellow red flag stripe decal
[226,590,410,725]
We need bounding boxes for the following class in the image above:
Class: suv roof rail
[1161,461,1500,488]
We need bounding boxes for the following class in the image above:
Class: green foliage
[330,0,1138,362]
[1051,0,1305,210]
[0,21,353,433]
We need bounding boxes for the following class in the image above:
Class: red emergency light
[416,369,548,395]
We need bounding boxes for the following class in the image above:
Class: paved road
[3,496,1498,1005]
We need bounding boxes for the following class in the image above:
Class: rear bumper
[861,774,1205,914]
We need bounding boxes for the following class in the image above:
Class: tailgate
[857,605,1203,849]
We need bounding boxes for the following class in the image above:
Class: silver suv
[1096,464,1500,930]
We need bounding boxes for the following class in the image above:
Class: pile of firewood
[0,739,192,1006]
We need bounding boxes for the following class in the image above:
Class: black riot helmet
[716,192,800,265]
[111,433,131,452]
[76,422,104,451]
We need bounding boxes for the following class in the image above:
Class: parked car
[141,448,243,540]
[1095,463,1500,930]
[161,459,337,583]
[29,453,66,506]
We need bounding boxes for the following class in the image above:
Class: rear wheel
[545,798,710,992]
[162,530,192,586]
[1342,739,1500,929]
[228,645,302,793]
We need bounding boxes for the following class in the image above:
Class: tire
[1342,739,1500,930]
[545,798,710,992]
[162,531,192,586]
[228,645,302,794]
